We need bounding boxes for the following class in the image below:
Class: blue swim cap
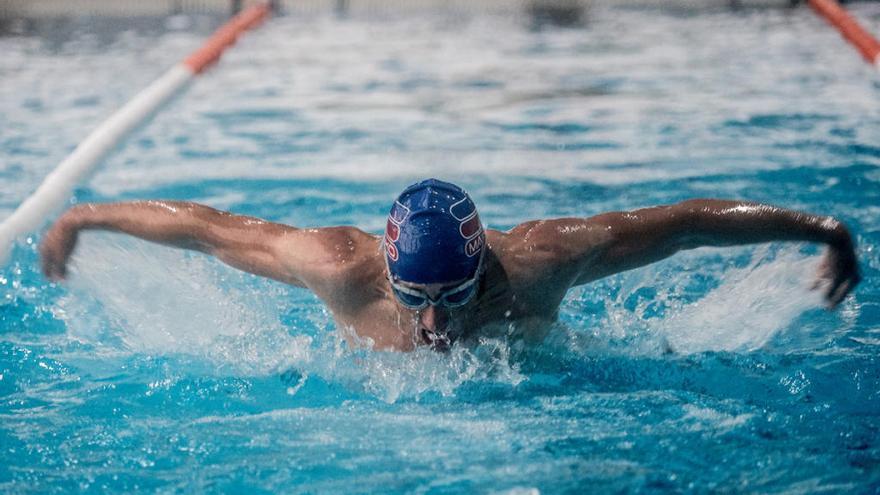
[384,179,485,285]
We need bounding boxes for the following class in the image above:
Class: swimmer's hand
[813,231,860,309]
[40,213,80,281]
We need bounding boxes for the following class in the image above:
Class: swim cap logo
[465,235,484,257]
[460,214,481,239]
[386,219,400,242]
[451,197,483,258]
[384,201,409,262]
[385,238,398,261]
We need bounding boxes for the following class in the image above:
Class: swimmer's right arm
[509,199,858,308]
[565,199,859,307]
[39,201,343,287]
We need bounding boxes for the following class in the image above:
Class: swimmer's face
[388,278,477,351]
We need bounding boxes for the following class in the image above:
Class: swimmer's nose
[419,305,450,335]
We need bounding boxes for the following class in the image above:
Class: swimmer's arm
[40,201,338,288]
[563,199,859,306]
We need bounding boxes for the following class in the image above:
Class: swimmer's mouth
[419,328,453,352]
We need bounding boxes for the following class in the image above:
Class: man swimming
[39,179,860,352]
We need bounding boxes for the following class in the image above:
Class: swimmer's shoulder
[276,226,383,289]
[486,224,559,286]
[285,226,380,269]
[488,218,607,262]
[486,218,612,283]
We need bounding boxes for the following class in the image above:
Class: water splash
[55,235,838,402]
[577,246,829,356]
[658,248,825,354]
[58,234,308,373]
[56,234,526,401]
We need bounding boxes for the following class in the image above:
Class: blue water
[2,4,880,493]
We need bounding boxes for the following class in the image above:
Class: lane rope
[0,2,272,265]
[808,0,880,67]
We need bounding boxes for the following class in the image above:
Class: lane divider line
[0,2,271,265]
[809,0,880,68]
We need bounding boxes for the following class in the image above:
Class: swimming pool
[2,3,879,492]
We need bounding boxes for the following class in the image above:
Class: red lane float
[809,0,880,66]
[0,2,272,264]
[185,2,271,73]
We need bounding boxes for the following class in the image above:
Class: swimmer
[39,179,860,352]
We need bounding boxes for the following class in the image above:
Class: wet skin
[40,199,860,351]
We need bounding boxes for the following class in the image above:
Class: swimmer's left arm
[553,199,859,307]
[39,201,367,292]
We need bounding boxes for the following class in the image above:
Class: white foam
[658,248,824,353]
[56,233,526,400]
[55,231,837,402]
[561,246,834,357]
[58,233,312,375]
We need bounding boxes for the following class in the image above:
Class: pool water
[2,4,880,492]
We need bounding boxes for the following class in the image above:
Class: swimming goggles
[388,275,480,310]
[384,237,485,310]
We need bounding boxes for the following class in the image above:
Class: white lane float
[0,2,272,265]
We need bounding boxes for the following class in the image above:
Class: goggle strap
[391,277,475,303]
